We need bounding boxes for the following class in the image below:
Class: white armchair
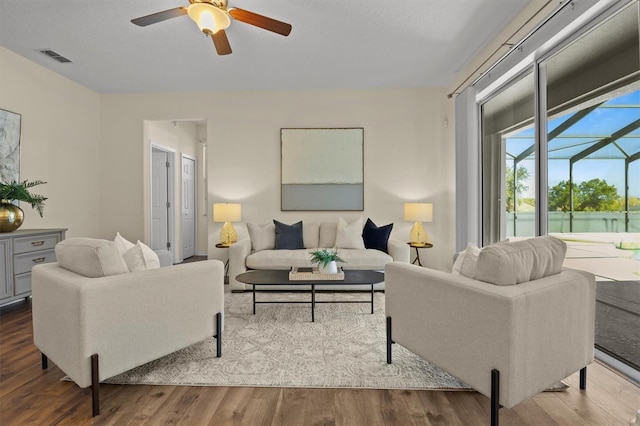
[32,238,224,417]
[385,237,596,426]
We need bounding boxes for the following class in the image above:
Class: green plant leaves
[0,180,48,217]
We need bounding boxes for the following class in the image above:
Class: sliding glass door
[478,2,639,374]
[481,71,535,246]
[544,4,640,372]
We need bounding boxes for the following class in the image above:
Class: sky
[506,90,640,199]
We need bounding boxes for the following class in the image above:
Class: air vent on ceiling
[37,49,73,63]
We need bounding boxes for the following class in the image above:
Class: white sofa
[385,236,596,426]
[228,221,410,291]
[32,238,224,416]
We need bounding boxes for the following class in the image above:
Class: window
[467,1,640,377]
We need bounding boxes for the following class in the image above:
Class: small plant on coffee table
[309,248,344,267]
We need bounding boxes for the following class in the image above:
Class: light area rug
[103,291,566,392]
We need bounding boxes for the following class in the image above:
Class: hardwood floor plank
[299,388,335,426]
[562,365,640,425]
[143,386,194,424]
[174,386,230,425]
[239,388,280,426]
[1,300,639,425]
[272,387,313,425]
[334,389,385,425]
[447,390,497,424]
[416,390,465,425]
[535,397,591,425]
[210,386,254,424]
[376,389,426,425]
[511,397,559,425]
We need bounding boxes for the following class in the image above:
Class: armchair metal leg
[41,353,48,369]
[491,369,502,426]
[386,316,392,364]
[580,366,587,390]
[214,312,222,358]
[91,354,100,417]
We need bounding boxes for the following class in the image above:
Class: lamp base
[409,221,429,245]
[219,222,238,246]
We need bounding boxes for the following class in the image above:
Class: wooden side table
[408,242,433,267]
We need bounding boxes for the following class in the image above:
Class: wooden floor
[1,299,639,425]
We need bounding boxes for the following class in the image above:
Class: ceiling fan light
[187,3,230,34]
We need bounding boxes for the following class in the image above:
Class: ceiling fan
[131,0,292,56]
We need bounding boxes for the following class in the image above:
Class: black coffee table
[235,269,384,322]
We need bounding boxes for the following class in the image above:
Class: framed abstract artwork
[0,109,21,184]
[281,128,364,211]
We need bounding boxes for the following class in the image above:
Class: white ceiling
[0,0,529,94]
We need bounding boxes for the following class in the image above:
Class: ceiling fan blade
[131,7,187,27]
[229,8,292,36]
[212,30,232,55]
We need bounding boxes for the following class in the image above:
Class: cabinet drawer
[14,249,56,275]
[14,233,60,254]
[15,273,31,296]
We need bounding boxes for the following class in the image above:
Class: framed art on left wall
[0,109,21,184]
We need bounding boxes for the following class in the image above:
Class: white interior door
[182,155,196,258]
[151,148,170,251]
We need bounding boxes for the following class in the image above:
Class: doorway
[182,155,196,259]
[150,145,175,256]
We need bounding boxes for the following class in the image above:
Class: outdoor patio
[557,233,640,371]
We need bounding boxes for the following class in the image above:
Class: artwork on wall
[0,109,21,184]
[281,128,364,211]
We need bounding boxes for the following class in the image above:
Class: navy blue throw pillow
[274,220,305,249]
[362,218,393,253]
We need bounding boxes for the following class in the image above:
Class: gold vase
[0,203,24,232]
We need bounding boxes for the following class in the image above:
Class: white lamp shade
[404,203,433,222]
[187,3,230,34]
[213,203,241,223]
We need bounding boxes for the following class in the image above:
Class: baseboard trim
[595,349,640,387]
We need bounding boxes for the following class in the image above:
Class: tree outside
[548,178,620,212]
[505,166,530,212]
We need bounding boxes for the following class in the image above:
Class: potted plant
[309,248,344,274]
[0,180,47,232]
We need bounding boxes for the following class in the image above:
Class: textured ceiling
[0,0,529,94]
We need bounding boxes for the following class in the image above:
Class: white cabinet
[0,228,66,306]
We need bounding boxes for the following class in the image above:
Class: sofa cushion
[362,218,393,253]
[123,241,161,272]
[303,222,320,249]
[452,242,480,278]
[113,232,135,255]
[274,220,304,249]
[247,223,276,251]
[335,217,365,250]
[319,222,338,248]
[246,248,392,270]
[473,236,567,286]
[55,238,129,278]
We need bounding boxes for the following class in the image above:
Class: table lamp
[213,203,241,246]
[404,203,433,246]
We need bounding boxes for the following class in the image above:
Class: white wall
[1,45,457,269]
[0,47,101,238]
[101,88,456,270]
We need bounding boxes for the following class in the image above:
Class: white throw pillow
[451,242,480,278]
[113,232,135,256]
[247,223,276,251]
[55,238,129,278]
[123,240,161,272]
[319,222,338,248]
[335,217,365,250]
[473,236,567,285]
